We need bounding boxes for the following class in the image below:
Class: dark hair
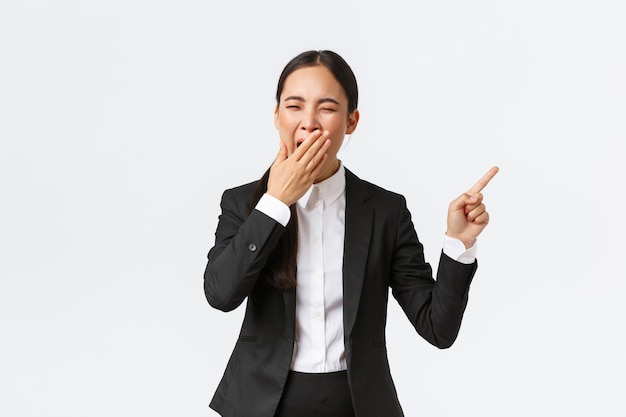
[276,50,359,113]
[248,50,359,290]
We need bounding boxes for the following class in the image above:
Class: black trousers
[274,370,355,417]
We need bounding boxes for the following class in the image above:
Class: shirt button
[313,310,321,318]
[248,243,257,252]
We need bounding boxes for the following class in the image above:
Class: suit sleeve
[390,196,477,348]
[204,188,285,312]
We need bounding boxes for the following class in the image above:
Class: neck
[314,159,341,184]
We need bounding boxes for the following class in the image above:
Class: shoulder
[345,168,406,205]
[223,179,259,197]
[219,179,261,213]
[361,178,405,200]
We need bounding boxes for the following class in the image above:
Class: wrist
[445,232,475,250]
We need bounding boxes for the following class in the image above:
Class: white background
[1,1,625,416]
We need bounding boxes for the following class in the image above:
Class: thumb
[272,141,287,167]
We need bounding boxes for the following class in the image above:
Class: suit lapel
[343,169,373,340]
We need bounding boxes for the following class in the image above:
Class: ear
[345,109,360,134]
[274,105,279,129]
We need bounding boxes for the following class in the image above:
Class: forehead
[281,66,347,101]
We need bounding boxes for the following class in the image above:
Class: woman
[204,50,498,417]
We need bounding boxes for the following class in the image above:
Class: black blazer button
[248,243,257,252]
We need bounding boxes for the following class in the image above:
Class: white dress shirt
[255,164,477,373]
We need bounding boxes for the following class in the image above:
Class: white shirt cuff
[442,235,477,264]
[256,193,291,227]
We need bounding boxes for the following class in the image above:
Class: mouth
[296,139,305,148]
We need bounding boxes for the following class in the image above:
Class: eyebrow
[283,95,341,105]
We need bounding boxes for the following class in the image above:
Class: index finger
[292,130,328,160]
[467,166,499,194]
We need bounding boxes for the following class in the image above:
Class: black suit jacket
[204,168,477,417]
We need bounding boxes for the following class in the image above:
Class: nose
[300,108,321,132]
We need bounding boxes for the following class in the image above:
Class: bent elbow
[204,278,240,312]
[433,331,460,349]
[206,294,237,312]
[203,265,240,312]
[435,340,455,350]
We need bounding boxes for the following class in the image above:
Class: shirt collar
[297,162,346,209]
